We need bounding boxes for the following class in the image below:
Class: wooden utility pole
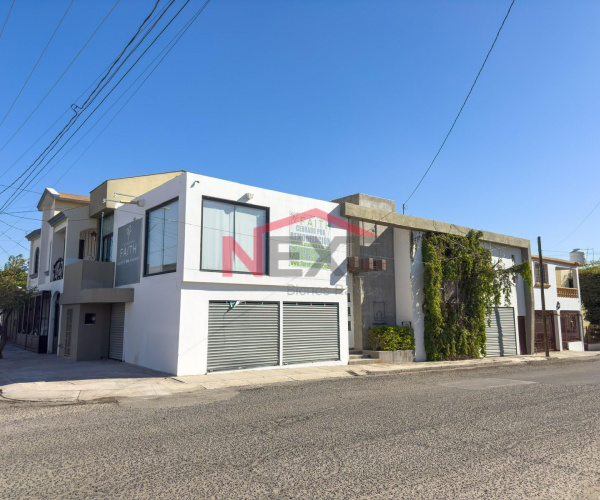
[538,236,550,358]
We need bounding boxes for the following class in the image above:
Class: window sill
[534,283,551,289]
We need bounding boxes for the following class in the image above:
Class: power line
[0,0,192,217]
[0,0,75,129]
[0,0,213,242]
[402,0,516,209]
[0,0,206,227]
[0,0,121,153]
[549,198,600,250]
[53,0,213,185]
[0,0,16,44]
[0,0,174,206]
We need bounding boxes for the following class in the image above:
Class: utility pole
[538,236,550,358]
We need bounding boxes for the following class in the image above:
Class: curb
[362,354,600,376]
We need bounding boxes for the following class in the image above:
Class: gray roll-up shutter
[109,303,125,361]
[208,301,279,372]
[283,303,340,365]
[486,307,517,357]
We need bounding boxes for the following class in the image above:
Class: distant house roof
[36,188,90,211]
[25,228,41,241]
[531,255,580,267]
[57,192,90,203]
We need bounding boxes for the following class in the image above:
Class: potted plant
[364,325,415,363]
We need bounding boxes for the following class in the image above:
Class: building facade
[531,255,584,352]
[10,171,539,375]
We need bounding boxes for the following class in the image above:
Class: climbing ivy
[422,231,532,361]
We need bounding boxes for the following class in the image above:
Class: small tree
[580,261,600,326]
[0,255,35,359]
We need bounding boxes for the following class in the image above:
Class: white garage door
[283,303,340,365]
[208,301,279,372]
[486,307,517,357]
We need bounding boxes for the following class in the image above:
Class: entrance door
[109,303,125,361]
[560,311,582,350]
[535,311,557,352]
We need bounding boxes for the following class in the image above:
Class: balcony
[60,260,134,305]
[557,287,578,299]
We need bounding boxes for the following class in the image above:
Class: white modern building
[8,171,538,375]
[531,255,584,352]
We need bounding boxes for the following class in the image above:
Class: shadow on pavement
[0,343,169,386]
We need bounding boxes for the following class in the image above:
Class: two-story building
[9,170,538,376]
[531,255,584,352]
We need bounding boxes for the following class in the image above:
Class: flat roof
[531,255,580,267]
[340,202,530,249]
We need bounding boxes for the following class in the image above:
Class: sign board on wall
[115,218,142,287]
[289,212,332,270]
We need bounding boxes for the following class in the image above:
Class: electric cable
[403,0,516,209]
[0,0,75,129]
[0,0,121,153]
[0,0,211,239]
[0,0,192,216]
[0,0,16,44]
[0,0,175,203]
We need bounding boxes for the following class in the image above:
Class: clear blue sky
[0,0,598,263]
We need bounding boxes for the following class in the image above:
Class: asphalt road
[2,358,600,499]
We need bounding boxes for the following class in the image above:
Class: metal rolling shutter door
[486,307,517,357]
[109,303,125,361]
[208,301,279,372]
[283,303,340,364]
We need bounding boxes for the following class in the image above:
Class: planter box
[363,349,415,363]
[15,333,27,348]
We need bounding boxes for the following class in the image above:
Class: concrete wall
[58,303,111,361]
[178,172,348,375]
[113,175,185,375]
[89,171,184,217]
[74,303,111,361]
[394,229,427,361]
[111,172,349,376]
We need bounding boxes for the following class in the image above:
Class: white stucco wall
[113,175,186,375]
[178,172,348,375]
[114,172,349,376]
[531,260,583,348]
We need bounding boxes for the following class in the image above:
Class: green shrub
[367,325,415,351]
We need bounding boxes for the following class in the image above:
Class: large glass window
[145,199,179,275]
[201,198,268,274]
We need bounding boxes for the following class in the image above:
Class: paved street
[2,358,600,499]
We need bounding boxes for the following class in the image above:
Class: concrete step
[349,358,379,365]
[349,354,371,360]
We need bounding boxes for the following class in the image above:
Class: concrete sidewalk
[1,343,598,404]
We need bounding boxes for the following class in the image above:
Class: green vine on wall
[422,231,532,361]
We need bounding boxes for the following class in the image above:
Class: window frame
[534,262,550,286]
[144,197,180,278]
[200,196,270,276]
[33,247,40,275]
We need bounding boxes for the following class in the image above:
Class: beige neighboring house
[4,172,184,358]
[531,255,584,352]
